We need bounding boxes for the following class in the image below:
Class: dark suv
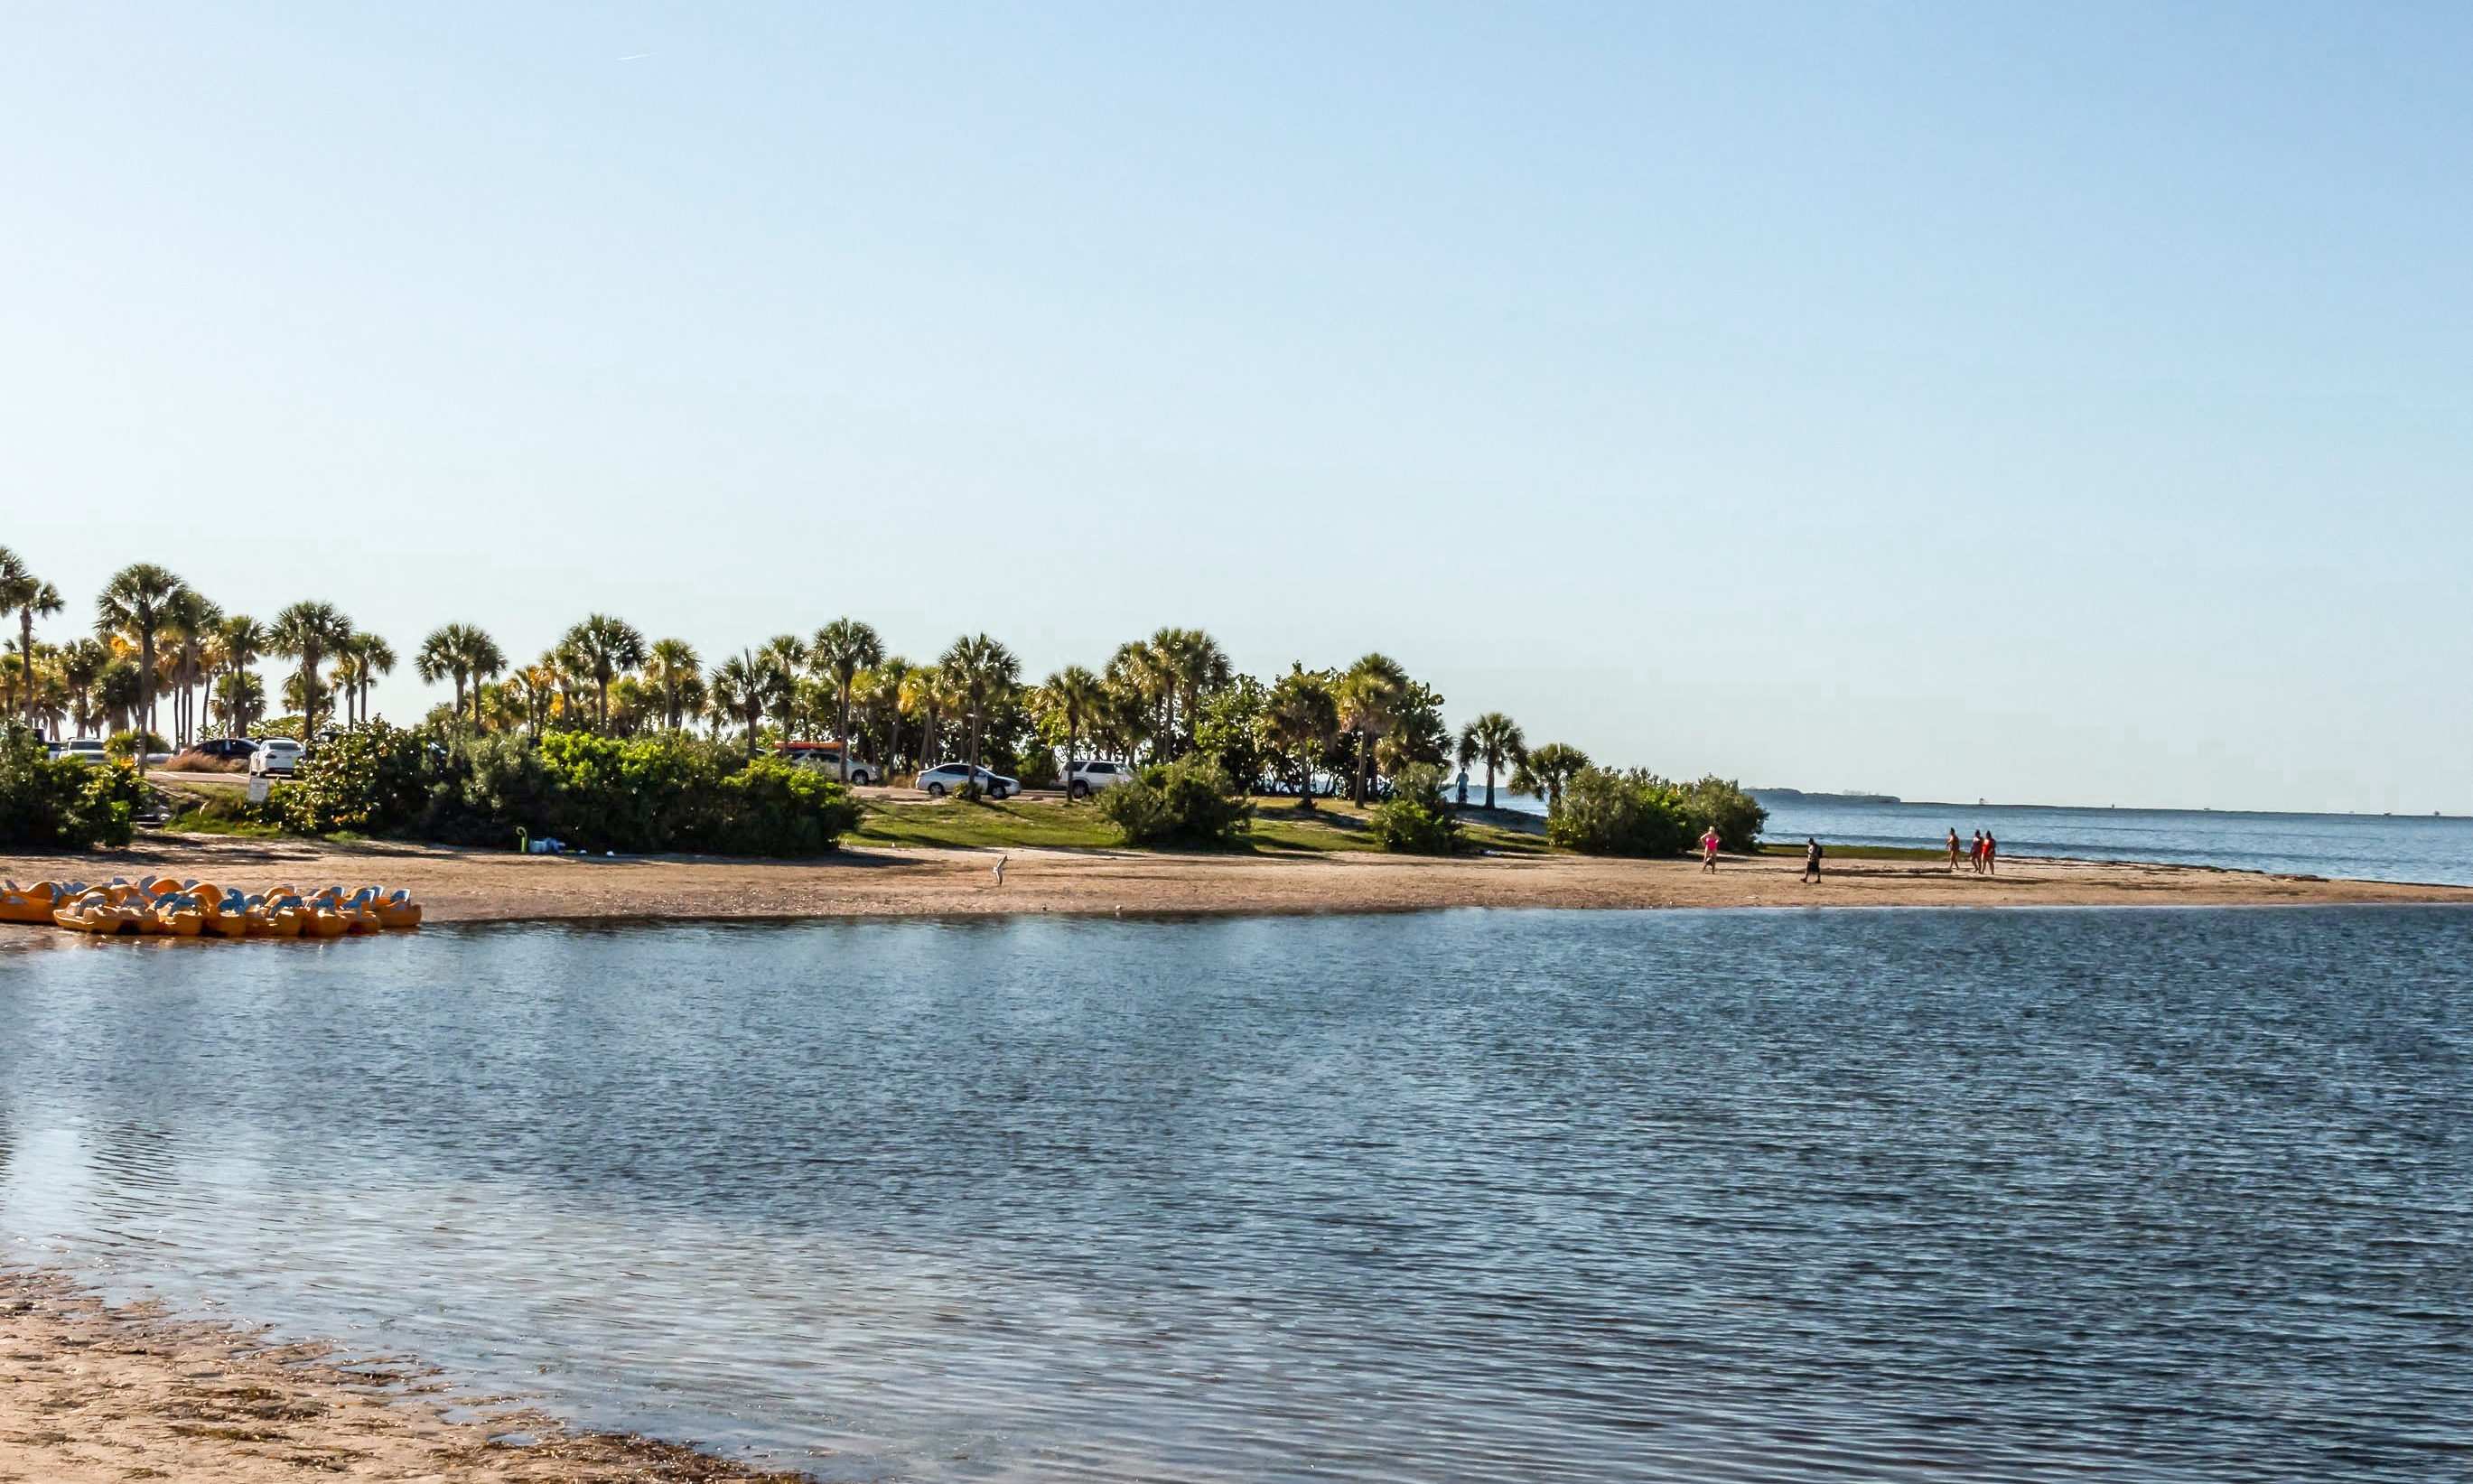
[189,738,259,763]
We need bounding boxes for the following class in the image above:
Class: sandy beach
[2,834,2467,925]
[0,1269,800,1482]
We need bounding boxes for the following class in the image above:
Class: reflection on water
[4,910,2470,1482]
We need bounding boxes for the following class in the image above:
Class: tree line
[1,550,1764,849]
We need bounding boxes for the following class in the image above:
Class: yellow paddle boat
[0,881,61,924]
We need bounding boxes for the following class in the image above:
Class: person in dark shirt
[1801,836,1824,883]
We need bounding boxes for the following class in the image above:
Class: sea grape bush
[1097,754,1254,846]
[1546,767,1694,857]
[0,723,149,849]
[276,722,857,856]
[1674,776,1768,854]
[1368,763,1460,854]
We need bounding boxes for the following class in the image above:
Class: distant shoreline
[5,835,2466,929]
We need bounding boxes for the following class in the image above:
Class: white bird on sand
[993,853,1006,887]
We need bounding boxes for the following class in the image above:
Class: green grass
[161,810,287,839]
[848,794,1554,855]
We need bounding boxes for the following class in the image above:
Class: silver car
[915,762,1017,799]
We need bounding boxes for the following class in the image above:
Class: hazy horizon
[9,5,2468,814]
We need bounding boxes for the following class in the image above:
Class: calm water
[1753,798,2473,887]
[4,911,2470,1482]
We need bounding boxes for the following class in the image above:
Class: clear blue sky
[5,5,2467,812]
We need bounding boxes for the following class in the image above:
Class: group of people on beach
[1947,828,1999,874]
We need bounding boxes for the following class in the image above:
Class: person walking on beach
[1970,830,1985,874]
[1801,836,1824,883]
[1946,828,1962,873]
[1700,825,1722,873]
[1983,834,1997,875]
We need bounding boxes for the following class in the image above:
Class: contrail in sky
[619,52,654,61]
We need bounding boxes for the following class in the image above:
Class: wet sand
[0,1269,801,1482]
[2,834,2466,924]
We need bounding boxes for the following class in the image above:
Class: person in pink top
[1700,826,1722,873]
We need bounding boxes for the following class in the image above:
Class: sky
[4,4,2468,813]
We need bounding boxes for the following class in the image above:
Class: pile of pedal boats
[0,878,422,938]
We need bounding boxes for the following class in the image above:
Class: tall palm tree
[759,634,806,742]
[341,631,396,727]
[709,649,774,759]
[506,663,558,737]
[863,658,913,768]
[643,639,703,731]
[1037,665,1103,799]
[1335,653,1407,805]
[558,614,649,733]
[60,639,107,738]
[1152,627,1231,758]
[0,547,64,733]
[96,564,189,770]
[901,664,951,767]
[1509,742,1591,815]
[938,634,1020,793]
[159,587,224,747]
[213,669,266,734]
[1455,713,1527,811]
[416,623,503,728]
[268,601,353,738]
[808,618,883,782]
[1105,639,1173,761]
[209,615,266,735]
[1265,665,1340,809]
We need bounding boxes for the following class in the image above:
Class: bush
[1013,747,1059,790]
[1675,775,1768,853]
[1547,767,1693,856]
[1367,763,1460,854]
[1098,755,1253,846]
[0,724,148,848]
[282,723,435,835]
[710,756,862,856]
[105,729,168,762]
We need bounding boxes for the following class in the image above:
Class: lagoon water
[4,910,2470,1481]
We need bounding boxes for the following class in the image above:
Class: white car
[251,737,306,775]
[51,737,107,766]
[915,762,1018,799]
[1066,760,1133,798]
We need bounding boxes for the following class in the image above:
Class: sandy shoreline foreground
[1,834,2467,925]
[0,1269,799,1481]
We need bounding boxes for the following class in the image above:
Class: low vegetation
[0,724,150,849]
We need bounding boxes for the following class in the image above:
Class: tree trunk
[1484,760,1496,810]
[17,611,31,730]
[836,685,852,784]
[1351,731,1369,806]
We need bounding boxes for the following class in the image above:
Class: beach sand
[2,833,2466,925]
[0,1269,801,1482]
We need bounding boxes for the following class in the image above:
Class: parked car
[914,761,1018,799]
[51,737,107,766]
[188,737,260,765]
[251,737,306,775]
[773,740,880,785]
[1066,760,1134,798]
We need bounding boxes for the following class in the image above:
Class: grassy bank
[850,794,1553,855]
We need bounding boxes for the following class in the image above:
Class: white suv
[1066,760,1133,798]
[251,737,307,775]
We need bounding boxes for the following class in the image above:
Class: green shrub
[281,723,434,835]
[1098,754,1254,846]
[1547,767,1693,856]
[1367,763,1460,854]
[710,756,862,856]
[1013,747,1059,790]
[105,729,167,762]
[0,724,146,848]
[1674,775,1768,853]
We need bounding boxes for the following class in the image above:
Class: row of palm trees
[2,546,1591,806]
[0,552,387,760]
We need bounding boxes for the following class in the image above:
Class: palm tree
[759,634,806,742]
[159,587,224,747]
[643,639,703,730]
[60,639,107,738]
[1455,713,1527,811]
[506,662,558,737]
[95,564,190,770]
[901,664,953,768]
[1036,665,1104,799]
[557,614,649,733]
[1335,653,1407,805]
[416,623,502,728]
[1509,742,1591,815]
[213,669,266,734]
[863,658,913,768]
[341,631,396,727]
[1105,639,1173,761]
[210,615,266,735]
[268,601,353,738]
[709,649,775,759]
[1265,665,1340,809]
[0,547,64,733]
[938,634,1021,793]
[808,618,883,782]
[1152,627,1231,758]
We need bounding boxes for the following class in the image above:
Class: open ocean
[5,908,2468,1481]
